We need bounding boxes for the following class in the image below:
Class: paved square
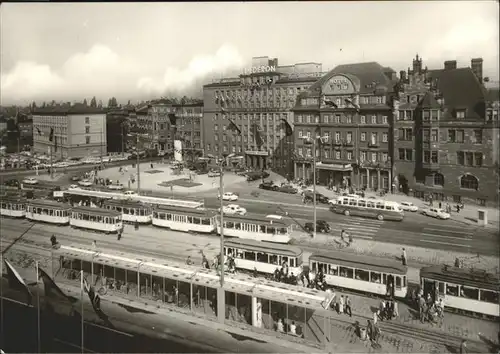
[144,169,164,174]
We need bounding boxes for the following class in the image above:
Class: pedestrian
[393,300,399,319]
[92,240,97,249]
[345,296,352,317]
[439,201,442,209]
[117,231,122,241]
[456,204,460,213]
[379,299,386,320]
[459,339,467,354]
[373,310,378,325]
[401,248,407,266]
[340,229,346,243]
[348,233,353,246]
[366,319,373,341]
[50,234,57,247]
[339,295,344,315]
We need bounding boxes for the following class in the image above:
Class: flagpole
[80,270,84,353]
[36,261,41,353]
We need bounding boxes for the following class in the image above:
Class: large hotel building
[202,56,324,176]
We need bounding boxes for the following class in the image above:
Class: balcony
[368,142,379,148]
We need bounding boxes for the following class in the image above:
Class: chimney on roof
[471,58,483,84]
[444,60,457,70]
[400,70,407,82]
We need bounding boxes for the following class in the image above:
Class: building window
[297,115,303,123]
[298,148,303,156]
[475,152,483,166]
[371,152,377,163]
[207,144,211,151]
[360,151,366,161]
[298,131,303,138]
[347,151,353,160]
[382,152,388,162]
[424,150,430,163]
[456,110,466,119]
[460,175,479,190]
[315,115,320,123]
[222,135,227,142]
[335,132,340,142]
[306,148,312,157]
[382,133,388,143]
[360,132,366,142]
[370,132,377,145]
[335,115,340,123]
[85,136,90,144]
[214,145,219,152]
[324,149,329,159]
[306,115,312,123]
[382,116,388,124]
[335,151,340,159]
[423,129,430,142]
[215,114,219,121]
[85,126,90,134]
[431,129,438,142]
[346,132,353,143]
[360,115,366,124]
[214,124,219,131]
[474,130,482,144]
[371,115,377,124]
[85,117,90,124]
[431,151,438,163]
[214,135,219,141]
[434,173,444,186]
[346,115,352,124]
[222,125,226,131]
[398,148,413,161]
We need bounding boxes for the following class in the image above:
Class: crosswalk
[329,217,384,240]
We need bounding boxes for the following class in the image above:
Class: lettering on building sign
[328,77,352,92]
[244,66,277,75]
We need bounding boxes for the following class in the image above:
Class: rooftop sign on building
[243,65,277,75]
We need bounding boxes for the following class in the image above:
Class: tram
[26,199,72,225]
[420,265,500,319]
[217,215,292,244]
[152,205,216,233]
[103,199,152,224]
[309,252,408,298]
[0,196,27,218]
[223,239,303,275]
[70,206,123,234]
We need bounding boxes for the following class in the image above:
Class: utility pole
[217,160,225,323]
[100,123,104,170]
[136,134,140,194]
[312,137,317,239]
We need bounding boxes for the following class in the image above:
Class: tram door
[422,278,437,302]
[386,275,395,298]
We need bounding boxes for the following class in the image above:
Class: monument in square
[174,140,183,163]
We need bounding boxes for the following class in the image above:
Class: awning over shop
[315,162,353,172]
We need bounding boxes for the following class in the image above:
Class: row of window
[214,123,285,135]
[27,207,70,216]
[0,203,25,210]
[152,212,212,225]
[297,131,388,144]
[397,149,484,167]
[434,281,498,304]
[223,221,289,235]
[296,114,389,125]
[214,113,289,122]
[214,134,280,145]
[216,98,296,110]
[72,213,121,224]
[215,86,304,101]
[104,206,151,216]
[412,173,480,190]
[297,148,388,163]
[225,248,299,268]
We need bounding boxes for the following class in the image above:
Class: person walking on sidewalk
[348,233,353,246]
[92,240,97,249]
[338,295,345,315]
[345,296,352,317]
[459,339,468,354]
[401,248,407,266]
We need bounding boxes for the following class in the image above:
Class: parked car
[108,183,125,191]
[422,207,450,220]
[70,175,81,182]
[123,190,137,196]
[218,192,239,201]
[328,198,338,206]
[278,185,298,194]
[68,184,79,190]
[3,179,20,188]
[22,177,39,185]
[219,204,247,216]
[78,179,93,187]
[304,220,331,233]
[303,191,329,204]
[208,170,221,178]
[259,181,278,191]
[196,169,208,175]
[400,201,419,212]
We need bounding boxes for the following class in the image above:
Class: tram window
[370,271,381,283]
[385,205,393,210]
[259,225,266,233]
[192,217,200,225]
[257,252,268,263]
[123,208,129,215]
[349,199,357,206]
[289,258,295,267]
[234,222,241,230]
[158,212,165,220]
[270,254,278,265]
[48,209,53,216]
[117,207,123,213]
[461,285,479,300]
[340,267,353,278]
[311,262,317,272]
[267,226,275,234]
[438,282,445,295]
[187,216,193,223]
[244,251,256,261]
[355,269,370,282]
[131,209,136,215]
[225,222,234,228]
[446,283,459,296]
[282,256,289,266]
[342,198,349,205]
[358,200,366,207]
[395,276,402,289]
[479,289,499,304]
[201,217,211,225]
[153,212,158,218]
[376,202,384,209]
[166,213,172,220]
[329,265,339,276]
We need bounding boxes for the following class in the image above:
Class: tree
[90,96,97,107]
[127,100,131,106]
[98,100,103,108]
[83,98,88,106]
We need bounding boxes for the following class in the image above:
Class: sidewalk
[312,185,499,230]
[293,231,500,274]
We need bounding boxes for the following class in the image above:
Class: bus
[331,196,404,221]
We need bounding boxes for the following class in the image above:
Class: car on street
[328,198,338,206]
[259,181,278,191]
[219,204,247,216]
[400,201,419,212]
[196,169,208,175]
[22,177,38,185]
[70,175,81,182]
[218,192,239,201]
[3,179,20,188]
[266,214,283,220]
[78,179,93,187]
[304,220,331,233]
[123,190,137,196]
[68,184,79,190]
[108,183,125,191]
[303,191,329,204]
[278,185,298,194]
[422,207,450,220]
[208,170,221,178]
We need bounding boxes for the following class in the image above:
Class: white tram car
[70,206,123,234]
[420,265,499,319]
[217,215,292,244]
[0,196,27,218]
[152,205,216,233]
[309,252,408,298]
[26,199,71,225]
[103,199,152,224]
[224,239,303,275]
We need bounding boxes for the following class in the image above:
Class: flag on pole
[82,276,113,327]
[227,119,241,135]
[323,97,338,108]
[280,119,293,137]
[48,128,54,142]
[36,127,43,136]
[3,259,32,305]
[344,97,360,112]
[251,124,264,147]
[38,267,77,303]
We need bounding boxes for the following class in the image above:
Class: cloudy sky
[1,1,498,105]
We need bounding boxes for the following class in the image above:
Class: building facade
[394,56,500,206]
[203,56,323,176]
[32,105,107,159]
[292,62,398,189]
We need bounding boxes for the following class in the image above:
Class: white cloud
[137,44,245,95]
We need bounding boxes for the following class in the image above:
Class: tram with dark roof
[102,199,152,224]
[70,206,123,234]
[0,195,27,218]
[420,265,499,319]
[26,199,72,225]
